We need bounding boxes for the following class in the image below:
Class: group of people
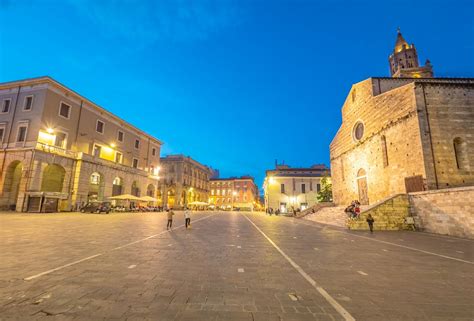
[345,200,375,232]
[166,208,192,230]
[345,200,361,219]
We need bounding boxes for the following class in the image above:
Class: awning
[188,201,209,206]
[108,194,142,201]
[138,196,159,202]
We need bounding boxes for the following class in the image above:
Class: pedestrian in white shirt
[184,207,191,229]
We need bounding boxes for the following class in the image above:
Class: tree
[317,177,333,202]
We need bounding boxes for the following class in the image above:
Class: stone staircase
[302,205,351,228]
[347,194,411,231]
[296,202,335,218]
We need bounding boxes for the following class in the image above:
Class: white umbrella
[108,194,142,201]
[139,196,159,202]
[188,201,209,206]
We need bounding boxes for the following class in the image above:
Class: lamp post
[232,191,237,210]
[267,177,275,214]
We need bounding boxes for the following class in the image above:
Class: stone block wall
[331,79,426,205]
[348,194,410,230]
[409,186,474,239]
[415,83,474,190]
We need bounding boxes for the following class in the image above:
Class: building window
[93,144,102,157]
[23,96,33,111]
[281,183,285,193]
[54,131,67,148]
[341,158,345,181]
[301,184,306,193]
[310,181,313,191]
[0,126,5,143]
[17,124,28,142]
[59,102,71,119]
[351,88,356,102]
[381,135,389,167]
[115,151,123,164]
[317,183,321,193]
[117,130,124,142]
[135,139,140,149]
[132,158,139,168]
[1,99,11,113]
[90,173,101,185]
[211,189,215,195]
[353,121,364,141]
[453,137,468,170]
[152,148,156,156]
[96,120,104,134]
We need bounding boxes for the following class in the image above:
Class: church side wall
[415,83,474,189]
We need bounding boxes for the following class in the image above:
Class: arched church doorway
[356,168,369,205]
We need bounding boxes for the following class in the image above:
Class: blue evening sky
[1,0,473,188]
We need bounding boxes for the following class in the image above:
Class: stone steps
[347,194,410,231]
[302,206,350,228]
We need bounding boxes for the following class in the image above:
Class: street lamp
[232,191,237,210]
[266,177,275,214]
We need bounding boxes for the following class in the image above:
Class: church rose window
[353,122,364,141]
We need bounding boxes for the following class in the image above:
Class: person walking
[184,207,191,229]
[166,208,174,230]
[366,214,375,233]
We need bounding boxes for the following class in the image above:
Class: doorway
[356,168,369,205]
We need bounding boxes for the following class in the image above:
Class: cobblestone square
[0,212,472,321]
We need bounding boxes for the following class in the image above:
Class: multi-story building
[0,76,162,212]
[209,176,258,211]
[159,154,212,209]
[330,31,474,206]
[263,164,330,213]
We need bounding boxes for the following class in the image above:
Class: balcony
[35,142,78,159]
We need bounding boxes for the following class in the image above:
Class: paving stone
[0,211,472,321]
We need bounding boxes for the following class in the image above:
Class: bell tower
[388,28,433,78]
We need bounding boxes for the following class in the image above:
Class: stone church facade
[330,31,474,206]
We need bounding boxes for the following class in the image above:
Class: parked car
[80,202,111,214]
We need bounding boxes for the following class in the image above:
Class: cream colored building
[0,76,162,212]
[159,155,211,209]
[263,164,330,213]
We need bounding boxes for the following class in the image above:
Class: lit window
[54,132,67,148]
[1,99,11,113]
[59,102,71,119]
[23,96,33,111]
[93,145,102,157]
[96,120,104,134]
[90,173,101,185]
[115,152,123,164]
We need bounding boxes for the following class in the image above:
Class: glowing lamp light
[269,177,275,184]
[46,128,54,134]
[110,143,116,148]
